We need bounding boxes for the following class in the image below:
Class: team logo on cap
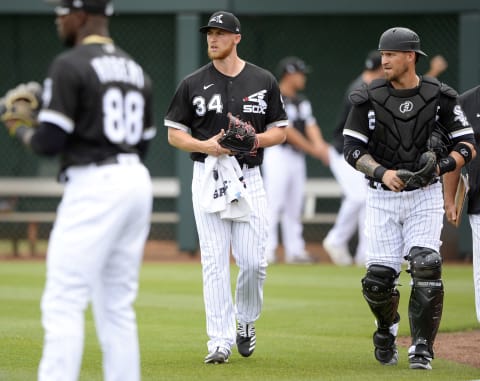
[399,100,414,113]
[210,14,224,24]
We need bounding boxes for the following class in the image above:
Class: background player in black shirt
[2,1,155,380]
[262,56,329,264]
[445,85,480,323]
[165,11,287,364]
[324,50,384,267]
[343,27,476,370]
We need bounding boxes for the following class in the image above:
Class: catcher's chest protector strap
[366,78,441,170]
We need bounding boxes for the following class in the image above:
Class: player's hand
[204,130,232,157]
[444,200,457,226]
[428,55,448,78]
[382,169,406,192]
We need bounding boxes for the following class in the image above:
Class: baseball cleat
[408,342,433,370]
[409,355,432,370]
[204,347,230,364]
[236,322,256,357]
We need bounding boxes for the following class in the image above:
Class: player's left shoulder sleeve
[37,52,82,134]
[438,86,475,144]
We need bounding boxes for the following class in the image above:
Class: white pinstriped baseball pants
[192,161,268,353]
[365,181,444,273]
[469,214,480,322]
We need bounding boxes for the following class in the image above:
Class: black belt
[195,158,257,168]
[368,178,438,192]
[95,156,119,166]
[237,161,257,169]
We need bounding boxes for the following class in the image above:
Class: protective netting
[0,12,458,251]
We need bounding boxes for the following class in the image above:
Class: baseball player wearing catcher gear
[262,56,329,264]
[1,1,156,380]
[444,85,480,322]
[343,27,476,370]
[165,11,287,364]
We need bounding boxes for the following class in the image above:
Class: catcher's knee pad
[406,247,444,353]
[406,246,442,280]
[362,265,400,330]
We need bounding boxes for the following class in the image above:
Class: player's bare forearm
[256,126,286,148]
[443,166,461,207]
[167,127,230,156]
[355,154,381,178]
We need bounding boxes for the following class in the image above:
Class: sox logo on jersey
[243,90,267,114]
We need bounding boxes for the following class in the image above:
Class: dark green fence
[0,11,468,254]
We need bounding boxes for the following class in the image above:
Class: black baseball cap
[199,11,241,34]
[364,50,382,70]
[45,0,114,16]
[277,56,311,78]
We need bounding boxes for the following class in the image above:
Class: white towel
[200,155,252,221]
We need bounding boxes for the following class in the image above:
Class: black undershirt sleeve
[30,122,68,156]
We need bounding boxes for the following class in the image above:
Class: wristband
[452,142,473,164]
[373,165,387,182]
[438,156,456,175]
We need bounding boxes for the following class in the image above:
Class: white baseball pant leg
[469,214,480,322]
[192,162,267,353]
[326,147,367,261]
[38,161,152,381]
[365,182,444,273]
[263,145,306,261]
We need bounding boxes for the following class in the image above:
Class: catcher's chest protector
[367,78,440,171]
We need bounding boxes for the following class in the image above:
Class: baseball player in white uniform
[1,1,156,380]
[262,56,329,264]
[344,27,475,370]
[164,11,287,364]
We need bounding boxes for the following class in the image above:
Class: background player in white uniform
[164,11,287,364]
[262,56,329,264]
[343,27,475,370]
[1,1,155,380]
[324,50,384,266]
[444,85,480,322]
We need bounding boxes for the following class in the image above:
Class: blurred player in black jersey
[444,85,480,323]
[165,11,287,364]
[2,1,155,380]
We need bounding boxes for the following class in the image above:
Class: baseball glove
[396,151,437,188]
[0,82,42,134]
[219,112,258,155]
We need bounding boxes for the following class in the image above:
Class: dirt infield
[397,331,480,368]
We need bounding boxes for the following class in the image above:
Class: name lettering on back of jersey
[243,90,267,114]
[90,56,145,88]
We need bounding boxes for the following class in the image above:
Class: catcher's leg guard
[362,265,400,365]
[405,246,444,366]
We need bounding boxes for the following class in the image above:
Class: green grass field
[0,261,479,381]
